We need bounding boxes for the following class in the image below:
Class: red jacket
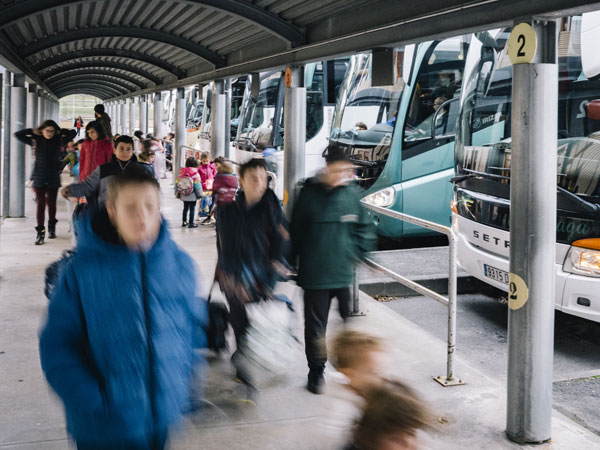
[213,173,238,206]
[79,138,113,180]
[198,162,217,191]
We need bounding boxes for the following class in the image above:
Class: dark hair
[200,152,210,160]
[106,166,160,205]
[37,120,60,133]
[114,135,134,148]
[213,156,226,165]
[85,121,106,140]
[141,139,153,152]
[134,130,144,139]
[324,144,348,163]
[94,104,105,115]
[75,139,85,146]
[239,158,267,179]
[168,132,174,139]
[185,157,199,168]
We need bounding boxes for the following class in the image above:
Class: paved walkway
[1,177,599,449]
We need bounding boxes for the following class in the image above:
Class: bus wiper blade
[557,186,600,214]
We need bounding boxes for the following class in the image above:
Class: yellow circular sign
[508,23,537,65]
[508,273,529,310]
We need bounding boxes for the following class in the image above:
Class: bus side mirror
[432,97,460,140]
[586,100,600,120]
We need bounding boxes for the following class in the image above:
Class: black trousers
[303,287,351,372]
[182,201,196,224]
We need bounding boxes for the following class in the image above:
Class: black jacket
[15,128,77,188]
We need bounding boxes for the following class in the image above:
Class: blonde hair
[330,330,383,370]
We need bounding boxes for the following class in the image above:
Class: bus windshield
[457,20,600,205]
[330,51,405,188]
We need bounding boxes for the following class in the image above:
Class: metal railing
[359,200,464,387]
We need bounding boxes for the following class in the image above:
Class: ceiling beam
[52,79,127,96]
[30,48,185,78]
[37,60,162,85]
[44,68,146,90]
[18,26,226,67]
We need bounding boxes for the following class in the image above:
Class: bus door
[400,36,469,232]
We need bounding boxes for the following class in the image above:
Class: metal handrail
[359,200,463,387]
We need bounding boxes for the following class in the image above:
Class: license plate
[484,264,509,285]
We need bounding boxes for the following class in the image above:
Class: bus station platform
[1,181,599,450]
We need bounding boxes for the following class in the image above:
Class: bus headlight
[564,242,600,277]
[364,187,395,208]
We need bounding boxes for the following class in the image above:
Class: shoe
[188,223,198,228]
[182,221,188,227]
[48,220,57,239]
[202,216,212,224]
[35,227,46,246]
[306,369,325,395]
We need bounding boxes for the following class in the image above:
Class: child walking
[176,157,203,228]
[198,152,216,218]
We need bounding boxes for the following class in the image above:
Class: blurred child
[176,157,203,228]
[198,152,216,218]
[346,381,429,450]
[63,140,79,182]
[202,156,238,224]
[164,132,174,171]
[138,140,156,177]
[40,168,206,450]
[321,330,387,446]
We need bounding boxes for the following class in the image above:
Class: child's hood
[179,167,200,179]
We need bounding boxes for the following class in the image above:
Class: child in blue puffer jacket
[39,168,206,450]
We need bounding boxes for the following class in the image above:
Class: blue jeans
[199,195,212,217]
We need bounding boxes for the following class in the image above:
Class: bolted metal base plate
[348,310,367,317]
[434,375,466,387]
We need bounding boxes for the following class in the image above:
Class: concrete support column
[1,72,10,217]
[224,79,232,158]
[283,66,306,218]
[114,101,120,135]
[37,92,43,125]
[139,95,148,135]
[506,20,558,444]
[9,74,27,217]
[129,98,136,137]
[174,88,186,178]
[120,100,128,135]
[26,84,38,182]
[210,80,227,158]
[154,92,162,139]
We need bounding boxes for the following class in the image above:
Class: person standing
[290,144,377,394]
[215,158,289,395]
[74,116,84,137]
[40,169,206,450]
[93,104,112,141]
[198,152,216,218]
[15,120,77,245]
[175,157,203,228]
[79,121,113,181]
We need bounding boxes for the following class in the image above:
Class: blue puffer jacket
[39,212,206,446]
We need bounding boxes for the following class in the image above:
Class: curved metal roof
[1,0,600,99]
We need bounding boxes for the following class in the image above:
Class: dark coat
[15,128,77,188]
[39,210,206,446]
[290,177,377,290]
[215,189,289,304]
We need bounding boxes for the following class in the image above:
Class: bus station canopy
[1,0,600,100]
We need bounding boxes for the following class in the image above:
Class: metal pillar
[174,88,186,178]
[283,66,306,218]
[120,100,128,135]
[37,91,42,124]
[224,79,232,159]
[129,98,136,137]
[154,92,162,138]
[114,101,120,135]
[26,84,38,182]
[211,80,227,158]
[506,20,558,444]
[9,74,26,217]
[2,72,12,217]
[139,95,148,135]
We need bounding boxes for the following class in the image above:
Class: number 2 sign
[508,23,538,65]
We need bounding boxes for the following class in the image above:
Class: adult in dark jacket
[15,120,77,244]
[39,169,206,450]
[94,104,112,141]
[215,158,289,392]
[62,135,139,211]
[290,144,377,394]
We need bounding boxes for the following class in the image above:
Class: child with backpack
[198,152,216,218]
[176,157,203,228]
[201,157,238,224]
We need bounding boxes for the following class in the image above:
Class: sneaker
[182,221,188,227]
[306,369,325,395]
[188,223,199,228]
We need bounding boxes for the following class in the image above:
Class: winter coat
[74,119,84,129]
[198,162,217,191]
[79,138,113,181]
[213,173,238,206]
[175,167,203,202]
[63,150,79,177]
[290,177,377,290]
[216,189,289,305]
[15,128,77,188]
[97,113,112,140]
[67,154,140,209]
[39,210,206,447]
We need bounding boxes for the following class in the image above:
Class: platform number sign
[508,273,529,310]
[284,67,293,88]
[508,23,538,65]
